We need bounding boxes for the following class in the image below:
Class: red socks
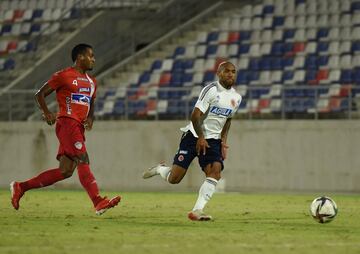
[20,168,65,192]
[77,163,102,206]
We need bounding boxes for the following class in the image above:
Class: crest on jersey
[74,142,83,150]
[231,99,237,107]
[178,155,184,162]
[72,80,78,86]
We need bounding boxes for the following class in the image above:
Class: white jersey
[180,81,242,139]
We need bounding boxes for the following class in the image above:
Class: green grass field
[0,190,359,254]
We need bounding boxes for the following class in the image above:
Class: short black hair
[71,43,92,62]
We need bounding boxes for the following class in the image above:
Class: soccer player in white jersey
[143,61,242,221]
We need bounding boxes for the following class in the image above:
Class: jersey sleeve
[47,71,63,90]
[195,86,216,113]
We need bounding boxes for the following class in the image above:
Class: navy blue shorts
[172,131,224,171]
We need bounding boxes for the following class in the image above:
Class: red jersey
[47,67,97,123]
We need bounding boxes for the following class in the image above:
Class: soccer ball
[310,196,338,223]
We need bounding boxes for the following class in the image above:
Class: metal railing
[1,85,357,121]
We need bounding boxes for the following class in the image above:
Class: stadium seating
[94,0,360,118]
[0,0,150,72]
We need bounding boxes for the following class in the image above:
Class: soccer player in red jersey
[10,44,120,215]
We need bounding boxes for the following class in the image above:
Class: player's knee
[60,168,74,178]
[77,153,89,164]
[205,163,222,180]
[209,172,221,181]
[167,175,182,184]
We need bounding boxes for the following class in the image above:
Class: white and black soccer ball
[310,196,338,223]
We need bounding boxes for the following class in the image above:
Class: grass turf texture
[0,190,359,254]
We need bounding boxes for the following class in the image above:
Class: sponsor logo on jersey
[210,106,232,116]
[77,77,89,82]
[66,96,72,115]
[179,150,188,155]
[79,87,90,93]
[71,93,91,105]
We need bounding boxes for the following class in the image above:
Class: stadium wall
[1,121,359,193]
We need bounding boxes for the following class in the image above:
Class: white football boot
[188,209,212,221]
[142,163,163,179]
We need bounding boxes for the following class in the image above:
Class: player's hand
[196,137,210,156]
[221,141,229,160]
[42,112,56,126]
[83,117,93,131]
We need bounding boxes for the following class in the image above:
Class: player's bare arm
[220,118,232,160]
[35,83,56,125]
[83,98,95,131]
[191,107,210,155]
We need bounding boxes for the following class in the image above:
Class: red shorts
[55,117,87,160]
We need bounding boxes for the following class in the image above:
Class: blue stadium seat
[30,23,41,34]
[173,46,185,58]
[268,57,282,70]
[272,16,284,28]
[158,90,169,99]
[205,45,218,56]
[351,1,360,12]
[170,72,183,86]
[236,71,248,84]
[4,58,15,70]
[203,71,215,83]
[284,43,293,55]
[283,29,295,41]
[183,59,194,69]
[305,70,317,83]
[172,59,183,72]
[282,57,294,69]
[239,44,250,54]
[207,32,219,43]
[271,42,283,56]
[351,41,360,53]
[294,89,305,97]
[139,71,151,84]
[317,28,329,40]
[248,71,260,84]
[263,5,274,15]
[340,70,353,83]
[113,99,125,115]
[182,72,193,83]
[305,56,318,70]
[1,24,12,35]
[353,70,360,84]
[317,56,329,67]
[239,31,251,41]
[151,60,162,71]
[260,57,272,70]
[32,9,43,20]
[249,58,260,71]
[282,70,294,82]
[317,42,329,54]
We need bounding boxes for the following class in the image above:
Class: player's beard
[222,78,234,89]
